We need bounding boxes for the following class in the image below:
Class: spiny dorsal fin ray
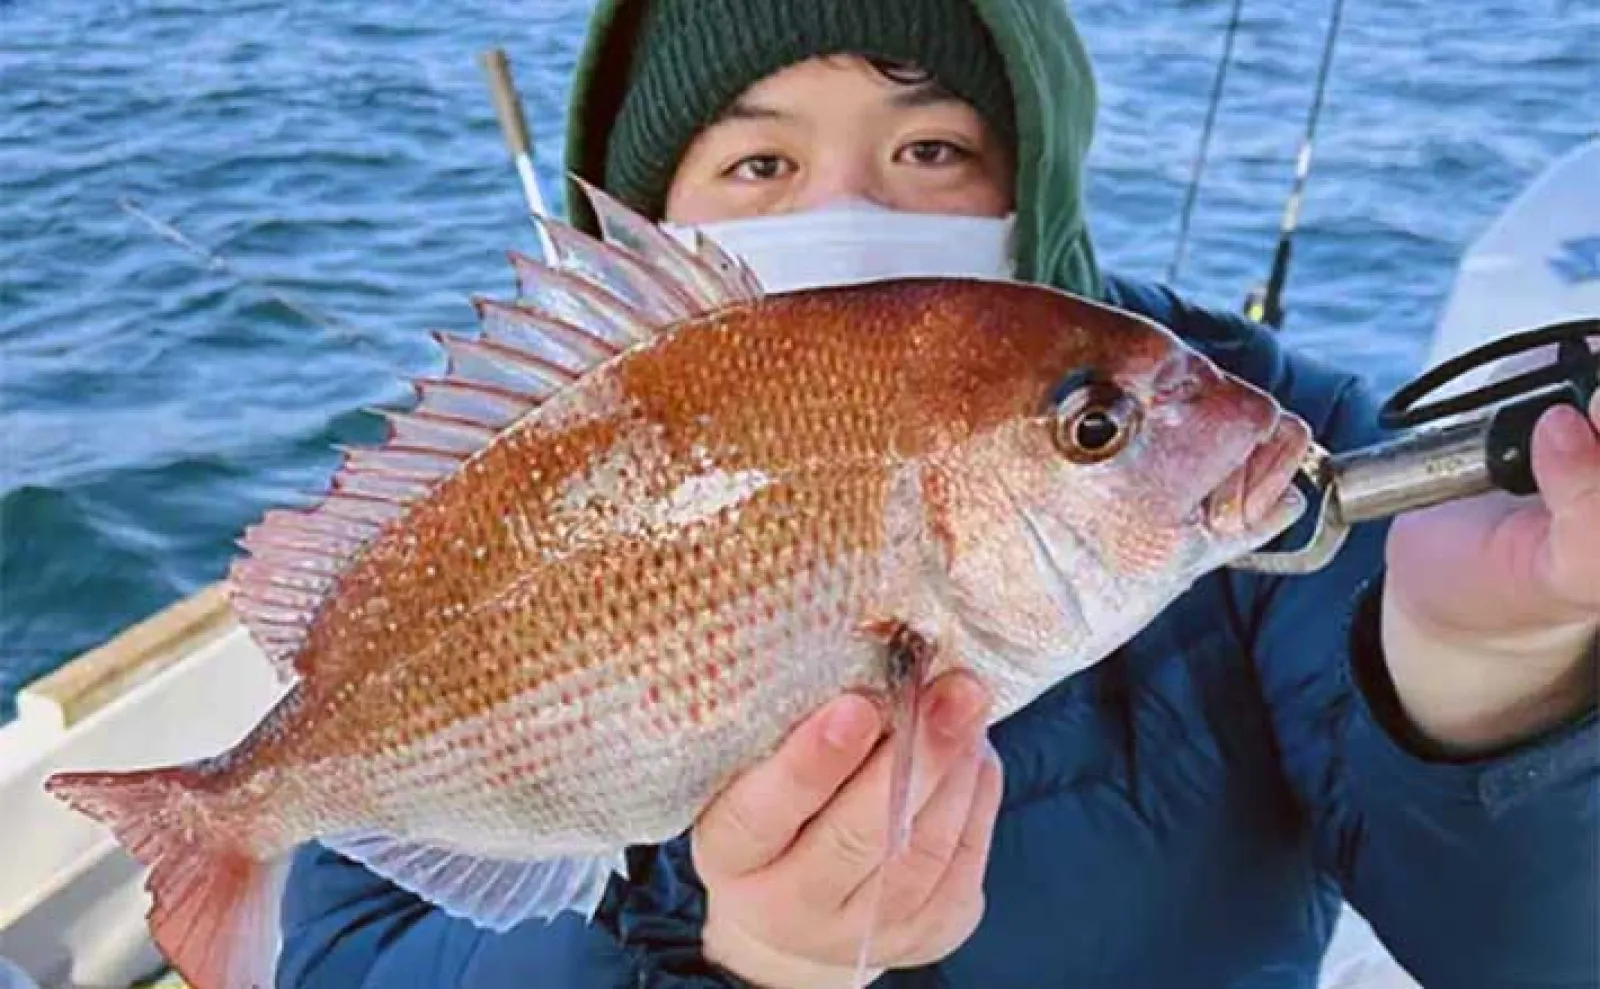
[531,214,700,324]
[692,231,765,299]
[336,445,466,483]
[318,492,405,525]
[229,558,333,595]
[232,582,323,612]
[375,409,498,454]
[238,522,364,559]
[329,470,434,504]
[226,181,765,683]
[507,252,656,348]
[573,175,762,308]
[470,299,621,373]
[239,543,348,577]
[256,506,384,541]
[411,377,534,431]
[434,328,580,405]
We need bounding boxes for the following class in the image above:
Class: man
[277,1,1599,985]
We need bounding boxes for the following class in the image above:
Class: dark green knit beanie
[602,0,1018,219]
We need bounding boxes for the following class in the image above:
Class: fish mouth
[1201,412,1314,542]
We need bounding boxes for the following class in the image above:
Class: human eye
[723,153,796,182]
[894,138,973,167]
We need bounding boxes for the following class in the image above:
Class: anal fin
[322,832,627,932]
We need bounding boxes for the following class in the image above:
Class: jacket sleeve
[1125,278,1600,989]
[276,839,745,988]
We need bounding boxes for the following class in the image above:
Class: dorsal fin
[572,176,765,306]
[225,181,765,682]
[506,254,656,348]
[471,298,622,373]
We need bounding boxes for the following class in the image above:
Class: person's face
[663,55,1015,224]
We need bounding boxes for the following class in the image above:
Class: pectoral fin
[850,618,938,986]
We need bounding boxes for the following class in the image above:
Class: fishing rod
[478,47,560,255]
[1168,0,1247,288]
[1242,0,1347,329]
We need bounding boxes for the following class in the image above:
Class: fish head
[917,282,1313,702]
[1013,319,1312,570]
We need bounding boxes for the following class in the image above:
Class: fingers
[696,685,1005,985]
[941,742,1005,907]
[775,672,991,909]
[694,692,884,879]
[894,742,1005,968]
[1532,400,1600,501]
[861,739,985,925]
[1531,399,1600,609]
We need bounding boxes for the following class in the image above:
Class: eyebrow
[887,84,966,111]
[715,98,793,123]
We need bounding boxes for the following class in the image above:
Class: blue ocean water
[0,0,1595,720]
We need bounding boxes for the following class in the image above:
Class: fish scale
[282,393,895,850]
[45,182,1314,989]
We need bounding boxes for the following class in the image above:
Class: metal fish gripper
[1231,318,1599,576]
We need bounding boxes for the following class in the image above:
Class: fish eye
[1052,381,1141,463]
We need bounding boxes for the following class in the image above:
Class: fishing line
[1168,0,1247,288]
[116,197,397,370]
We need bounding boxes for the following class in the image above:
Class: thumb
[1531,396,1600,609]
[1531,397,1600,514]
[693,694,883,879]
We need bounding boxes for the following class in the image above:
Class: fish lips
[1200,412,1313,543]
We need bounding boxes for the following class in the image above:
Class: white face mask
[661,200,1018,294]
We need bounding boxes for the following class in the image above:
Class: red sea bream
[46,183,1312,989]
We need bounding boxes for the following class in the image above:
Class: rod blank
[480,48,533,160]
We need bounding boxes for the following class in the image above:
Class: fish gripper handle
[1379,318,1599,499]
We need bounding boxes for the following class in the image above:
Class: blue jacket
[276,277,1599,988]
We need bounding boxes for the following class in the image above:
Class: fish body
[46,185,1311,989]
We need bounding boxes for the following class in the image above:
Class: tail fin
[45,767,288,989]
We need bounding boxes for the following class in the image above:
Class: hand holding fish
[695,674,1000,987]
[1383,393,1600,751]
